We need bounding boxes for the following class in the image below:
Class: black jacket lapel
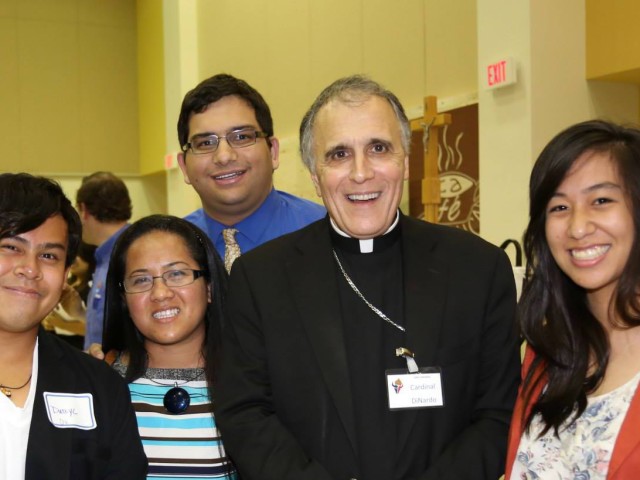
[396,216,448,454]
[26,331,75,480]
[286,221,358,453]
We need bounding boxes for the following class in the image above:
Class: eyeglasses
[181,128,269,154]
[122,269,206,294]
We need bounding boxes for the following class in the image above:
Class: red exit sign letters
[484,57,516,90]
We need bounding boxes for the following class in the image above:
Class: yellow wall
[192,0,427,205]
[0,0,166,219]
[424,0,478,101]
[478,0,638,248]
[0,0,138,174]
[477,0,533,246]
[161,0,204,218]
[196,0,426,139]
[8,1,640,241]
[137,0,166,175]
[586,0,640,82]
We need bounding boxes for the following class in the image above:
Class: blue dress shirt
[83,224,128,349]
[184,189,325,257]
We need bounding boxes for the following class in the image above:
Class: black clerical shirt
[331,223,409,480]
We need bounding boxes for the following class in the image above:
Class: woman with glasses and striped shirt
[103,215,236,479]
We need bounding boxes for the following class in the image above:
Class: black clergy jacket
[215,214,520,480]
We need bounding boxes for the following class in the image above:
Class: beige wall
[190,0,427,206]
[478,0,639,248]
[0,0,169,220]
[424,0,478,101]
[6,1,640,242]
[477,0,532,247]
[160,0,201,218]
[162,0,478,214]
[195,0,426,138]
[0,0,138,174]
[586,0,640,82]
[137,0,166,176]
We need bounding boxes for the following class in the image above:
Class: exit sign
[484,57,517,90]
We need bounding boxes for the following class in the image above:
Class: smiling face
[310,95,408,239]
[177,95,280,226]
[0,215,69,336]
[545,150,635,308]
[124,231,210,352]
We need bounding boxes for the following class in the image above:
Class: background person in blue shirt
[177,74,325,266]
[76,171,131,351]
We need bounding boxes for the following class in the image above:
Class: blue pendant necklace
[143,368,204,414]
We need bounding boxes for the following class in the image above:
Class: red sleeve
[504,344,541,478]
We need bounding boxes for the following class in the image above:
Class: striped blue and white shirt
[114,363,236,480]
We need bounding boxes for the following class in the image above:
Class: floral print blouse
[511,371,640,479]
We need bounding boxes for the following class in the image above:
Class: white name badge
[386,368,444,410]
[43,392,97,430]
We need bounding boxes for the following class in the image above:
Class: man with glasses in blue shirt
[177,74,325,271]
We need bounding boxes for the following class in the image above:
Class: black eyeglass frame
[121,269,207,294]
[181,128,269,154]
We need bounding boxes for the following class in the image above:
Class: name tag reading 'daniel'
[386,368,444,410]
[43,392,97,430]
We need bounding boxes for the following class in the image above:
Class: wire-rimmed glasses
[181,128,268,154]
[122,269,206,294]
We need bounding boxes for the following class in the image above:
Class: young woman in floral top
[506,120,640,479]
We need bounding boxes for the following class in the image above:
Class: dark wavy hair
[0,173,81,268]
[76,171,132,223]
[177,73,274,150]
[102,215,228,405]
[520,119,640,435]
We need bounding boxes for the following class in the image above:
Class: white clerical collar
[329,212,400,254]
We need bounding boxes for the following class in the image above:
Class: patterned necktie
[222,228,241,273]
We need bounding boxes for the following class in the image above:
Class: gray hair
[299,75,411,172]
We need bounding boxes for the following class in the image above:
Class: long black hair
[102,215,228,405]
[520,120,640,435]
